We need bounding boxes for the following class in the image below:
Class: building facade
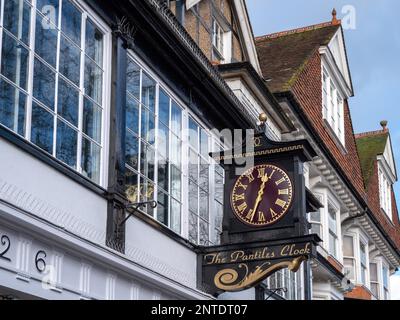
[0,0,398,300]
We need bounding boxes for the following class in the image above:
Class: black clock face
[231,164,293,227]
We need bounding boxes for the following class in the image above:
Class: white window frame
[343,233,356,281]
[327,201,339,259]
[378,163,393,220]
[369,261,380,299]
[322,66,345,146]
[382,264,390,300]
[0,0,112,187]
[126,50,225,245]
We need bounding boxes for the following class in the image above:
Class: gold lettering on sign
[270,208,279,218]
[233,193,245,202]
[257,168,266,178]
[212,145,304,161]
[281,243,311,257]
[237,182,248,191]
[279,189,289,195]
[247,173,255,183]
[275,177,286,186]
[237,202,248,214]
[258,211,266,223]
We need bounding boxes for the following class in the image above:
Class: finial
[332,8,338,24]
[259,113,268,126]
[380,120,388,131]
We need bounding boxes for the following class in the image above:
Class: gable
[326,28,352,94]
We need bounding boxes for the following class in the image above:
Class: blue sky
[246,0,400,297]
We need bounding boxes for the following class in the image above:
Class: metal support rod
[118,201,157,226]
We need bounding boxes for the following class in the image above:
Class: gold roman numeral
[275,177,286,186]
[237,182,248,190]
[237,202,247,213]
[275,198,287,208]
[258,211,266,223]
[247,173,255,183]
[279,188,289,195]
[246,209,254,220]
[233,193,245,202]
[257,168,266,178]
[270,208,279,218]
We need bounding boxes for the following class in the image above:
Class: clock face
[231,164,293,227]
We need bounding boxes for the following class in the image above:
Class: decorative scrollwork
[0,235,11,262]
[214,256,307,292]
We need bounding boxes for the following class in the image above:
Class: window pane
[81,137,100,183]
[383,267,388,288]
[158,122,168,159]
[125,170,138,203]
[329,233,337,257]
[170,134,181,167]
[189,150,198,181]
[328,208,337,232]
[310,210,321,222]
[0,79,26,135]
[311,223,321,238]
[199,162,209,192]
[34,16,58,67]
[344,258,355,280]
[171,102,181,137]
[140,142,155,181]
[3,0,31,45]
[189,180,198,214]
[199,188,209,221]
[200,129,208,158]
[141,72,155,112]
[370,263,378,282]
[82,98,102,143]
[215,171,224,203]
[31,102,54,154]
[126,95,139,134]
[343,236,354,257]
[189,211,198,243]
[84,57,102,104]
[360,242,366,265]
[57,77,79,126]
[189,118,198,150]
[59,36,81,85]
[85,19,103,66]
[125,129,138,170]
[170,198,181,234]
[139,177,154,206]
[1,32,29,90]
[56,119,77,168]
[140,107,155,145]
[126,59,140,100]
[36,0,59,26]
[157,160,168,192]
[371,283,379,299]
[159,89,170,126]
[199,219,209,245]
[170,165,181,200]
[157,190,168,226]
[61,0,81,46]
[33,58,55,109]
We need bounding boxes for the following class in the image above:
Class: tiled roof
[356,131,389,187]
[255,22,340,93]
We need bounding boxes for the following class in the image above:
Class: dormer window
[378,164,392,220]
[322,67,345,145]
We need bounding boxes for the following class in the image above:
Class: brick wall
[290,49,366,198]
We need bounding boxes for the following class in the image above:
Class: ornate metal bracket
[119,201,158,226]
[113,16,137,49]
[265,287,287,300]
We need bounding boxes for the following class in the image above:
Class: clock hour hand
[249,174,269,222]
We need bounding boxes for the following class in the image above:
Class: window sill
[322,119,347,155]
[0,125,107,197]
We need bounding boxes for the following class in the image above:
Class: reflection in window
[0,0,107,184]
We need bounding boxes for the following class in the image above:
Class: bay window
[322,67,344,145]
[0,0,109,185]
[343,235,355,281]
[124,54,224,245]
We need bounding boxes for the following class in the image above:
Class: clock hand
[249,174,269,221]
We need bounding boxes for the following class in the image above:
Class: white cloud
[391,275,400,300]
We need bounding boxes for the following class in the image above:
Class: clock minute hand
[249,174,269,222]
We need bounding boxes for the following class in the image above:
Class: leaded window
[0,0,108,184]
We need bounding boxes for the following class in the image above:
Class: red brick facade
[290,49,366,198]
